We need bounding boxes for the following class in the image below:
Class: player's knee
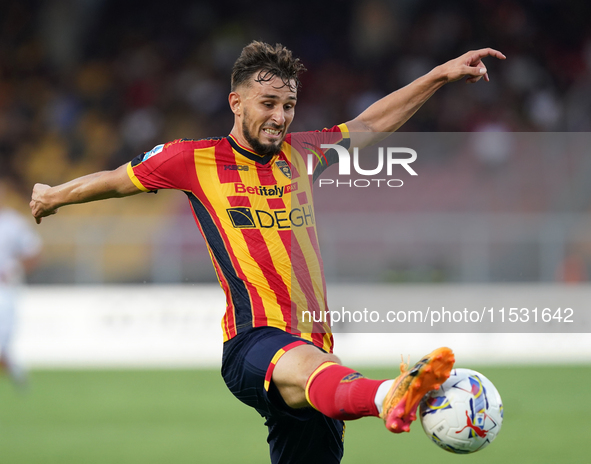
[275,349,348,409]
[273,346,340,392]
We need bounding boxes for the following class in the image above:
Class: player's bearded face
[240,77,296,157]
[242,109,285,157]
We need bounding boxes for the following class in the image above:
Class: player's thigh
[272,344,340,408]
[222,327,319,414]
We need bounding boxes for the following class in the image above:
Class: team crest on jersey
[275,160,292,179]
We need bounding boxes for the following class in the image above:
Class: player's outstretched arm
[344,48,506,147]
[30,163,142,224]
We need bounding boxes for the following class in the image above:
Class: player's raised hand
[30,183,57,224]
[437,48,506,84]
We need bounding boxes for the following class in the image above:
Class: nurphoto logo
[306,144,418,188]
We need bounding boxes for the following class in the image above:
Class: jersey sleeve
[127,141,193,192]
[292,123,350,149]
[289,123,351,183]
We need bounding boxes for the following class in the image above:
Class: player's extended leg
[273,344,455,432]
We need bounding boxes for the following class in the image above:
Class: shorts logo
[276,160,292,179]
[224,165,249,171]
[227,208,255,229]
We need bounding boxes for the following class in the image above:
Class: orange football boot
[381,347,455,433]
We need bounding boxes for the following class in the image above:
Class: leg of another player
[0,295,27,388]
[272,344,389,419]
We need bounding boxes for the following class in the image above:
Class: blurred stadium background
[3,0,591,285]
[1,0,591,463]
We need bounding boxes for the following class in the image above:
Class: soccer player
[0,177,42,386]
[30,42,504,463]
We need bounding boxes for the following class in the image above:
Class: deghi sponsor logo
[234,182,297,198]
[227,204,314,229]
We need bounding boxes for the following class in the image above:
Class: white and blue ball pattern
[419,368,503,454]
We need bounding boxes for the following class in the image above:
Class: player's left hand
[30,183,57,224]
[437,48,506,84]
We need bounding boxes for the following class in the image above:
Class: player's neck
[228,125,268,158]
[229,126,254,151]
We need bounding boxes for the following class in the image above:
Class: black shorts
[221,326,345,464]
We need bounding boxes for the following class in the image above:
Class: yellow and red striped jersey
[127,124,349,352]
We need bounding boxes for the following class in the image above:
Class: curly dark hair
[231,41,306,92]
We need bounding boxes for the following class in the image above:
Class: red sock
[305,362,384,420]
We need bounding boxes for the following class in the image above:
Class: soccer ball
[419,368,503,454]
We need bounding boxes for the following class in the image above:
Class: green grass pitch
[0,365,589,463]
